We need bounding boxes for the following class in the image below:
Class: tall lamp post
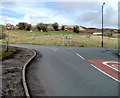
[102,3,105,47]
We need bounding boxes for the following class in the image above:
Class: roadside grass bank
[1,30,119,48]
[0,45,17,60]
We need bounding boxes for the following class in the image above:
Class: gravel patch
[1,47,34,97]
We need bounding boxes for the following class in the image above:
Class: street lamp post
[102,3,105,47]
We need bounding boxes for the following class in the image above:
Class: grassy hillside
[1,30,119,48]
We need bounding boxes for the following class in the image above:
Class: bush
[52,23,59,31]
[36,23,48,32]
[17,22,26,30]
[61,25,65,31]
[105,33,113,37]
[16,22,31,30]
[73,25,79,33]
[25,24,31,31]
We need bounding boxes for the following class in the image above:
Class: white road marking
[90,64,120,82]
[77,53,85,59]
[102,61,120,72]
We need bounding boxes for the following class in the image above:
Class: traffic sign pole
[6,30,10,52]
[6,23,12,52]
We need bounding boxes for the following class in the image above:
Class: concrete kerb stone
[22,49,37,98]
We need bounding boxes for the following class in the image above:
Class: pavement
[3,44,120,96]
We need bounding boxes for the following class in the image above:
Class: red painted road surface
[87,60,120,82]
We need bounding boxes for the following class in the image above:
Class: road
[4,44,119,96]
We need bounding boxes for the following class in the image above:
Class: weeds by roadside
[0,45,17,60]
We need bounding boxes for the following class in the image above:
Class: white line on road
[90,64,120,82]
[77,53,85,59]
[102,61,120,72]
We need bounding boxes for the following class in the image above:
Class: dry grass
[1,30,118,48]
[0,45,17,60]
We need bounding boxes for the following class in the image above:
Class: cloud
[1,2,75,25]
[75,1,118,28]
[1,1,119,29]
[54,2,100,11]
[1,16,20,25]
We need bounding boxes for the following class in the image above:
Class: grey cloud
[2,2,16,8]
[77,11,101,22]
[76,4,118,29]
[76,11,101,27]
[104,7,118,27]
[55,2,101,11]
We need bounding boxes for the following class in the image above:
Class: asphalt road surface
[4,44,119,96]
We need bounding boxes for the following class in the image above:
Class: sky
[0,0,119,29]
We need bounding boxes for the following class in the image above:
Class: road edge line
[22,49,37,98]
[90,64,120,82]
[76,53,85,59]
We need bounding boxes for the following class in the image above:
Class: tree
[73,25,79,33]
[61,25,65,31]
[36,23,47,32]
[17,22,27,30]
[17,22,31,30]
[52,22,59,31]
[25,24,31,31]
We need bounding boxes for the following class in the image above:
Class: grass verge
[0,45,17,60]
